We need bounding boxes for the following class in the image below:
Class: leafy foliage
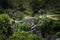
[38,16,60,34]
[56,32,60,37]
[15,11,24,20]
[38,17,53,34]
[16,21,30,31]
[52,20,60,32]
[7,21,44,40]
[0,0,60,40]
[0,14,13,40]
[7,31,44,40]
[7,10,24,20]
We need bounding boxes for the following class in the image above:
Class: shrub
[7,31,44,40]
[16,22,30,31]
[38,17,53,34]
[38,16,60,35]
[15,11,24,20]
[7,10,24,20]
[0,14,13,40]
[52,20,60,32]
[56,32,60,38]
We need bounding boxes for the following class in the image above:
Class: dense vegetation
[0,14,13,40]
[0,0,60,40]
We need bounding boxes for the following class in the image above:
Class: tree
[38,16,60,40]
[38,17,53,34]
[30,0,60,16]
[16,21,30,31]
[7,31,44,40]
[7,21,44,40]
[0,14,13,40]
[6,10,24,20]
[15,11,24,20]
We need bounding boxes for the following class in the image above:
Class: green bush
[38,17,53,34]
[15,11,24,20]
[56,32,60,38]
[16,22,30,31]
[7,21,44,40]
[7,10,24,20]
[7,31,44,40]
[0,14,13,40]
[52,20,60,32]
[38,16,60,34]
